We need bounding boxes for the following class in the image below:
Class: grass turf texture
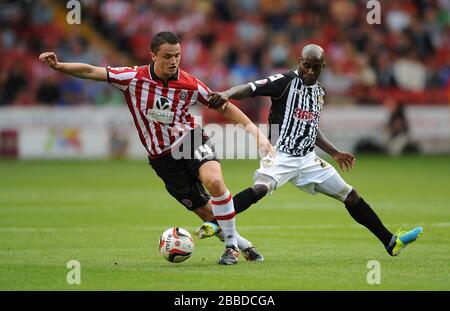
[0,155,449,290]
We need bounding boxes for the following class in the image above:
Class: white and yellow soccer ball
[159,227,194,263]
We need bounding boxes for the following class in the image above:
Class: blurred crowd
[0,0,449,109]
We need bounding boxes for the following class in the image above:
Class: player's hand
[207,91,229,109]
[332,151,355,171]
[257,135,275,158]
[39,52,59,69]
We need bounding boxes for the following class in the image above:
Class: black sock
[345,198,393,246]
[233,187,259,214]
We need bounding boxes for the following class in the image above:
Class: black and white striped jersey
[249,70,325,156]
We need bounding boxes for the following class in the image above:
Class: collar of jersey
[294,70,318,88]
[149,63,180,83]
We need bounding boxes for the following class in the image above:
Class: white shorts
[254,150,353,202]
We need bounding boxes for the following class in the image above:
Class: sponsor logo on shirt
[293,108,319,124]
[147,97,174,124]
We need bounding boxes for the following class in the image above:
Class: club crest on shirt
[293,89,303,96]
[318,95,324,104]
[179,90,188,102]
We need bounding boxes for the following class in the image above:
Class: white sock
[211,190,238,249]
[215,231,252,251]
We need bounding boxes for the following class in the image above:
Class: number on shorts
[194,144,213,161]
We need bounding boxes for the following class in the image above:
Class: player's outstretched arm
[218,102,275,157]
[207,84,253,109]
[39,52,107,82]
[316,129,355,171]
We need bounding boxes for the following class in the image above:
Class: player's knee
[252,184,269,201]
[344,189,360,207]
[203,176,225,195]
[253,174,276,197]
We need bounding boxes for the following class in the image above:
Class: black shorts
[148,127,219,211]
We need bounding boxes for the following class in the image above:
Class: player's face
[151,43,181,78]
[298,56,325,85]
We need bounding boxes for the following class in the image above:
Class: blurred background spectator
[383,99,420,156]
[0,0,448,120]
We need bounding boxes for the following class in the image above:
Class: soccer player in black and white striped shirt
[203,44,423,257]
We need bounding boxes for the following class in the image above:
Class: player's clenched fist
[207,91,229,109]
[39,52,59,69]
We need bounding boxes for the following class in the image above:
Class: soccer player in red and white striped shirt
[39,31,273,264]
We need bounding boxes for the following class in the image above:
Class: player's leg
[341,188,422,256]
[148,152,233,258]
[195,150,297,243]
[314,174,395,248]
[179,127,239,264]
[194,180,270,240]
[233,177,273,214]
[292,153,394,247]
[193,203,264,261]
[304,164,422,256]
[149,152,262,261]
[196,151,295,244]
[195,178,272,231]
[233,152,297,214]
[197,160,240,264]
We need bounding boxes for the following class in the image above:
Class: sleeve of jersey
[248,73,288,98]
[195,79,212,106]
[106,66,139,91]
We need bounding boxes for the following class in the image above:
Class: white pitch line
[263,201,450,210]
[0,222,449,233]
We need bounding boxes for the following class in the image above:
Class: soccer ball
[159,227,194,263]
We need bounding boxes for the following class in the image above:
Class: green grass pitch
[0,155,449,290]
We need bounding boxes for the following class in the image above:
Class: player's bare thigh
[197,160,227,197]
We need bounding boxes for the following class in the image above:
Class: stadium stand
[0,0,448,122]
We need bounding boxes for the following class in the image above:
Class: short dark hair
[151,31,180,53]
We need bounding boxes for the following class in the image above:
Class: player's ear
[150,51,157,62]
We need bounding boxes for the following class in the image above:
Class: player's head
[298,44,325,85]
[151,31,181,78]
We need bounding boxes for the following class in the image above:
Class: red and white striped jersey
[107,64,211,158]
